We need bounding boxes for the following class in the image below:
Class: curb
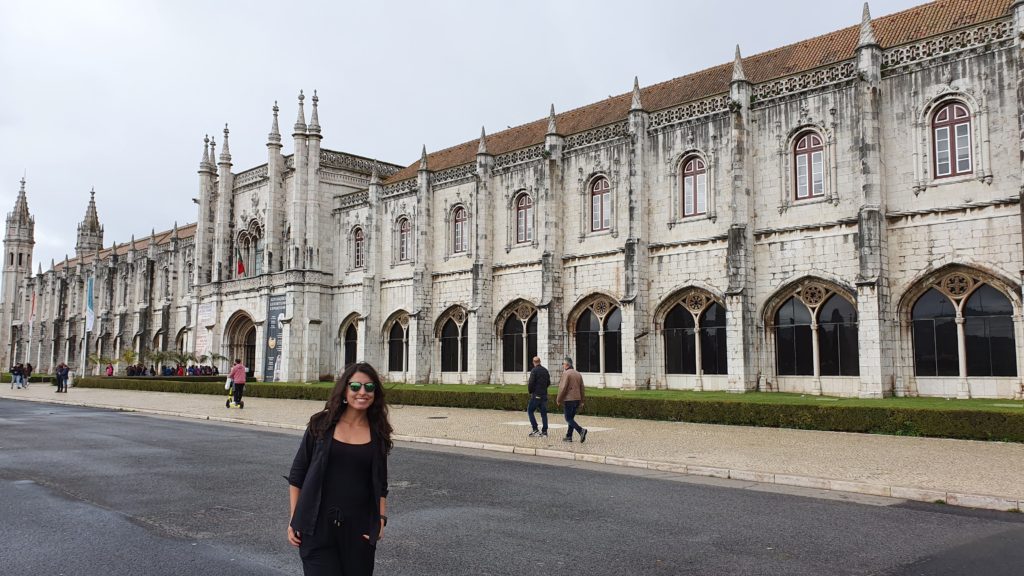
[3,394,1020,514]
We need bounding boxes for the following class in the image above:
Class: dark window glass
[388,323,405,372]
[776,297,813,375]
[912,288,958,377]
[502,316,524,372]
[526,313,538,368]
[575,309,601,373]
[817,295,859,376]
[700,302,728,375]
[604,308,622,374]
[964,285,1016,377]
[664,305,695,374]
[344,324,357,367]
[441,319,461,372]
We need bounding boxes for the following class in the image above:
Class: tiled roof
[384,0,1012,184]
[52,223,198,271]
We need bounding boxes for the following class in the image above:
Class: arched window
[591,177,611,231]
[932,102,972,178]
[776,296,813,375]
[388,322,406,372]
[344,324,358,367]
[603,308,622,374]
[913,288,964,377]
[452,207,468,253]
[575,309,601,373]
[817,295,859,376]
[681,157,707,217]
[440,318,467,372]
[502,315,524,372]
[353,228,365,268]
[793,132,824,200]
[963,285,1015,376]
[516,194,534,243]
[253,237,264,275]
[398,218,412,261]
[664,298,728,375]
[573,302,622,374]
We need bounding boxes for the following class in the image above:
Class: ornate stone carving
[564,122,629,151]
[452,307,466,323]
[493,145,545,170]
[800,283,827,307]
[339,191,369,210]
[684,292,707,313]
[591,299,610,317]
[433,163,478,188]
[649,95,731,130]
[515,303,534,321]
[233,165,268,189]
[383,179,418,199]
[398,315,409,328]
[320,150,401,177]
[941,273,972,297]
[881,19,1013,73]
[752,61,856,104]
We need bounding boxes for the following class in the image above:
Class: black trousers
[232,383,245,404]
[299,512,376,576]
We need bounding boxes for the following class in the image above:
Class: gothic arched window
[932,102,972,178]
[398,218,412,261]
[388,321,406,372]
[775,290,859,376]
[664,299,728,375]
[574,302,622,374]
[793,131,824,200]
[440,318,467,372]
[776,296,814,375]
[344,324,358,368]
[353,228,365,269]
[817,295,859,376]
[452,207,468,253]
[680,157,707,217]
[516,194,534,243]
[913,283,1015,377]
[591,177,611,231]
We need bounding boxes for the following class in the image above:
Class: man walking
[526,356,550,437]
[228,358,247,407]
[556,357,588,443]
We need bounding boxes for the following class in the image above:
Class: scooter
[225,383,244,409]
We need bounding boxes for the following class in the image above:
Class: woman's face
[344,370,376,412]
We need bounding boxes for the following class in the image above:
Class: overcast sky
[1,0,925,271]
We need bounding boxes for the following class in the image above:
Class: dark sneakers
[580,428,588,443]
[529,430,549,437]
[562,436,573,442]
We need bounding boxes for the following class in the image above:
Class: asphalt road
[1,399,1022,576]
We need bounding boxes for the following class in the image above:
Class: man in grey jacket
[526,356,550,437]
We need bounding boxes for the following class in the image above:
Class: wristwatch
[380,515,388,526]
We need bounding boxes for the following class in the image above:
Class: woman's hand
[287,525,302,547]
[362,520,385,543]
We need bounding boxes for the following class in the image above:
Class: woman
[287,362,393,575]
[105,363,114,377]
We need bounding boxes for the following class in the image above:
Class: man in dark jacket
[527,356,550,437]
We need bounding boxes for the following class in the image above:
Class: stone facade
[3,0,1023,399]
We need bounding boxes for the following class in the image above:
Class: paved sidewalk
[2,385,1022,512]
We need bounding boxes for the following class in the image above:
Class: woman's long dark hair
[308,362,393,455]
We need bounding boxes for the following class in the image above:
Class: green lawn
[273,381,1024,414]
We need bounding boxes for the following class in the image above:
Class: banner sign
[263,294,286,382]
[195,302,215,359]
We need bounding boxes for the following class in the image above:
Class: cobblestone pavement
[2,385,1022,511]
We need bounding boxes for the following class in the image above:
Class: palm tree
[147,350,172,374]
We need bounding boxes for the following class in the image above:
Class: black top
[288,425,388,542]
[323,439,376,528]
[528,365,550,397]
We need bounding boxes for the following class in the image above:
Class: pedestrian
[228,358,247,407]
[527,356,549,437]
[24,363,32,389]
[287,361,392,576]
[105,363,114,377]
[9,364,21,389]
[55,363,69,393]
[556,357,588,443]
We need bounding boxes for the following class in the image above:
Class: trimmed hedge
[72,378,1024,443]
[1,373,54,384]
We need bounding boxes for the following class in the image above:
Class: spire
[307,90,321,135]
[75,187,103,256]
[547,104,558,135]
[209,136,216,165]
[732,45,746,83]
[478,126,488,155]
[630,76,643,111]
[171,221,179,239]
[370,162,380,185]
[150,227,156,246]
[37,262,42,276]
[82,187,100,231]
[200,134,210,167]
[419,145,429,170]
[294,90,307,134]
[219,124,232,163]
[11,177,31,224]
[268,101,281,145]
[858,2,878,48]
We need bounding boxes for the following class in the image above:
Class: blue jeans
[527,396,548,432]
[562,400,584,438]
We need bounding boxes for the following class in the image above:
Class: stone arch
[382,309,411,374]
[653,285,725,328]
[566,292,621,334]
[224,310,257,376]
[761,275,856,327]
[434,304,469,338]
[495,299,539,373]
[896,263,1021,321]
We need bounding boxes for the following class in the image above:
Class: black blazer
[287,424,389,543]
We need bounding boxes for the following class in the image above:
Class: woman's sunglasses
[348,381,376,393]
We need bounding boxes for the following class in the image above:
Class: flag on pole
[85,276,95,332]
[236,246,245,277]
[28,291,35,339]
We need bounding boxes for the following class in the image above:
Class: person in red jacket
[229,359,247,407]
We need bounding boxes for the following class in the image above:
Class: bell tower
[1,178,35,366]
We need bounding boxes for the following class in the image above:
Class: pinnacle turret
[732,45,746,83]
[419,145,429,171]
[370,162,380,185]
[307,90,321,135]
[75,187,103,256]
[219,124,232,164]
[630,76,643,111]
[478,126,488,155]
[294,90,307,134]
[858,2,878,48]
[200,134,211,169]
[547,104,558,135]
[4,178,34,246]
[268,101,282,145]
